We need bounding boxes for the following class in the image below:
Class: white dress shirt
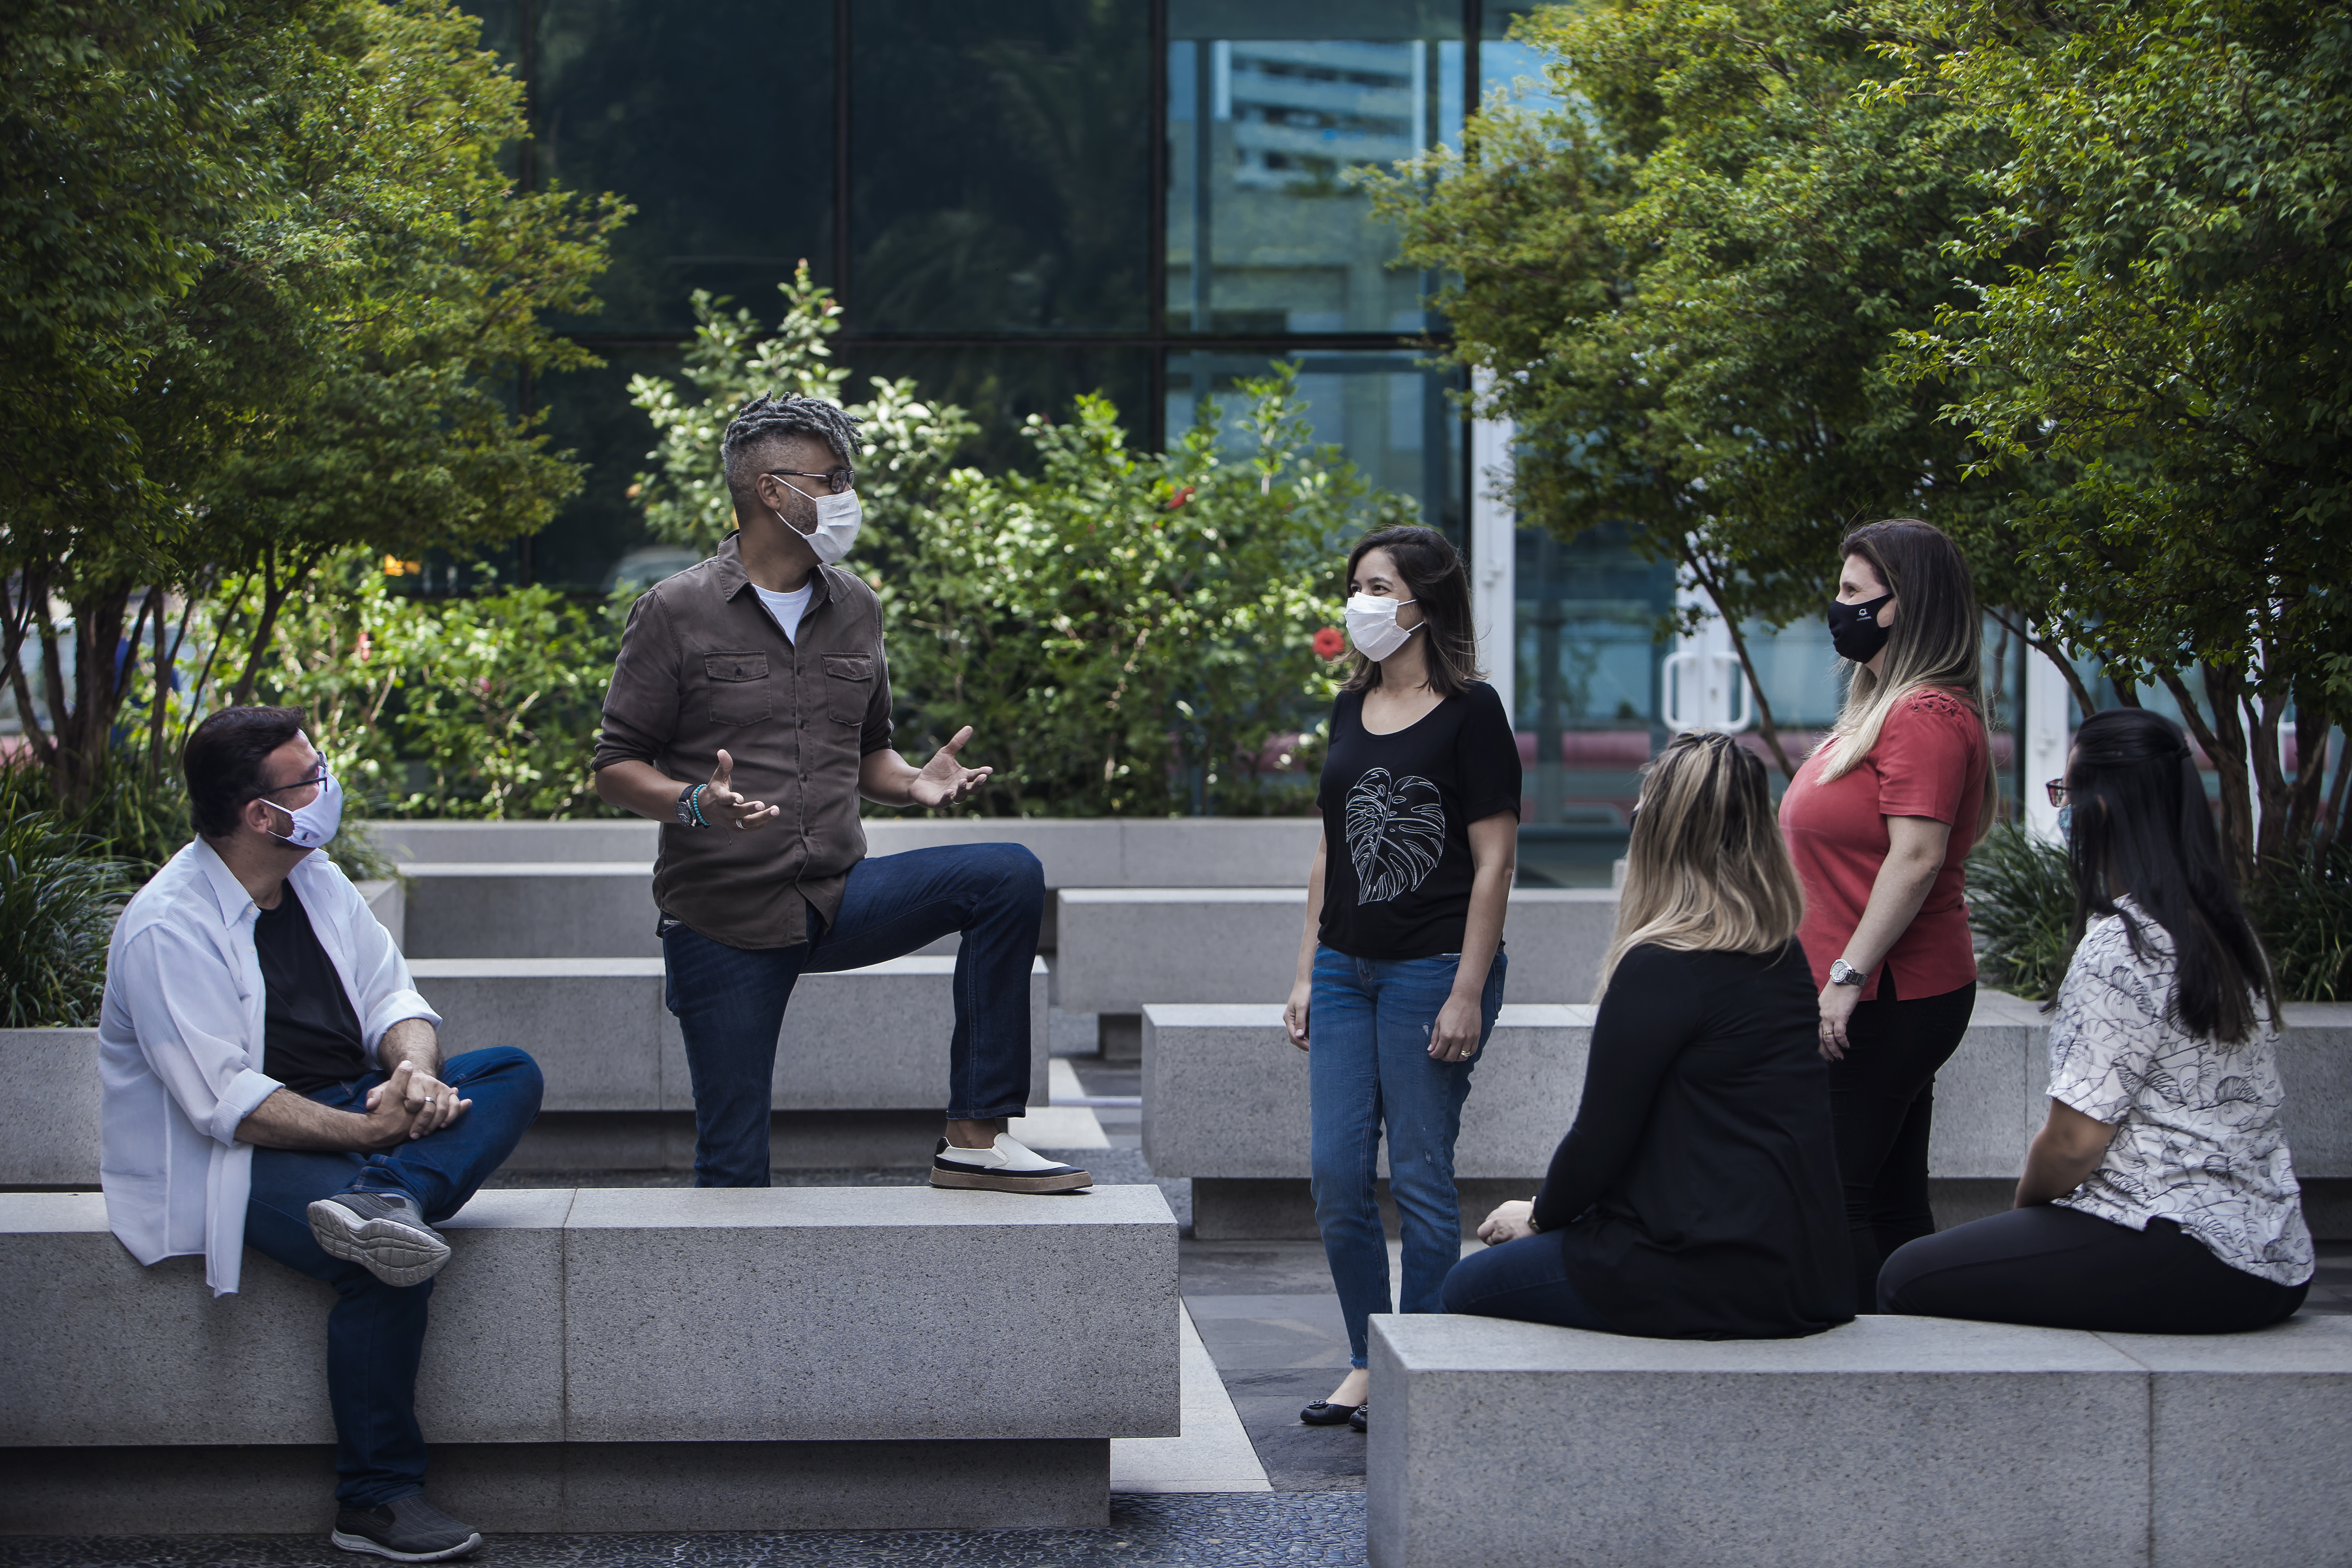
[99,839,440,1295]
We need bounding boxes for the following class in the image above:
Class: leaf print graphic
[2212,1075,2259,1104]
[1345,768,1447,904]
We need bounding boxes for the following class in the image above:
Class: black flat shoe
[1349,1401,1369,1433]
[1299,1400,1360,1427]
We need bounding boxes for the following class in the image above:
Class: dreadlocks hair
[721,393,864,513]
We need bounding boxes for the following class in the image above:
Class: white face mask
[773,479,863,565]
[1345,593,1420,662]
[260,764,343,850]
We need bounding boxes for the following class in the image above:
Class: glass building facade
[468,0,2008,866]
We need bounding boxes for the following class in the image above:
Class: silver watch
[1828,958,1867,987]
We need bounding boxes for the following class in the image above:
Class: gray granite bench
[1057,886,1619,1058]
[0,1185,1178,1534]
[1142,997,2352,1240]
[381,819,1327,960]
[0,956,1052,1185]
[1366,1310,2352,1568]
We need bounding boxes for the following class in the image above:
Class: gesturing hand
[706,748,781,832]
[907,726,993,809]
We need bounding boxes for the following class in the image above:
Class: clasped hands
[362,1060,472,1147]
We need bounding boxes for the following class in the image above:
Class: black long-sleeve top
[1533,942,1855,1339]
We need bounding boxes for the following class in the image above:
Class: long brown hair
[1819,518,1999,837]
[1340,526,1484,699]
[1597,732,1807,997]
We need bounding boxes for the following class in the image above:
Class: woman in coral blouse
[1778,518,1997,1309]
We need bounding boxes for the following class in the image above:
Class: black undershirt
[254,881,371,1094]
[1533,942,1855,1339]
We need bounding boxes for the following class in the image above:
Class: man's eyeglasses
[256,767,329,799]
[2045,778,2070,807]
[765,468,855,495]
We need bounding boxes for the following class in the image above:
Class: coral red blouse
[1778,686,1987,1001]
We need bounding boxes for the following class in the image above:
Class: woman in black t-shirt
[1283,527,1522,1433]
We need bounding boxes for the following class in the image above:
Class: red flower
[1312,626,1346,659]
[354,631,373,664]
[1166,485,1194,510]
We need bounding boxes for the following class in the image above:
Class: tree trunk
[49,579,135,809]
[1680,544,1799,780]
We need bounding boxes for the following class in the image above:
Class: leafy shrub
[1968,823,2080,1001]
[0,804,137,1027]
[1970,821,2352,1004]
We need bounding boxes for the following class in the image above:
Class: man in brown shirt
[593,393,1089,1193]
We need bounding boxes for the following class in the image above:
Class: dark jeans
[1829,978,1976,1309]
[242,1046,543,1509]
[1440,1232,1613,1331]
[1879,1204,2309,1333]
[1309,945,1506,1366]
[662,843,1045,1186]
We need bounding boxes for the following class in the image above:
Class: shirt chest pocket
[822,653,874,725]
[703,653,772,727]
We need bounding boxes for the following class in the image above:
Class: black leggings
[1829,979,1976,1310]
[1879,1205,2308,1333]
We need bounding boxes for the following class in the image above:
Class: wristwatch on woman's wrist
[1829,958,1866,987]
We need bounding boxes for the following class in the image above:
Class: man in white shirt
[101,705,542,1563]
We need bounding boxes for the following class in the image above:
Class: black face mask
[1826,591,1895,663]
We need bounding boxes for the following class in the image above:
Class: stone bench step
[370,816,1320,885]
[0,1185,1177,1534]
[1054,888,1620,1016]
[0,957,1055,1186]
[1367,1311,2352,1568]
[1141,1000,2352,1241]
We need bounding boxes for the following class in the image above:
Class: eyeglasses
[764,468,855,495]
[256,767,328,799]
[2045,779,2069,807]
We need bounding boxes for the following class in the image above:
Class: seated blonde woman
[1444,732,1853,1338]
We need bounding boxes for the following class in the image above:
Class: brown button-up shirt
[593,534,894,949]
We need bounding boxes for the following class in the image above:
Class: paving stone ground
[0,1494,1370,1568]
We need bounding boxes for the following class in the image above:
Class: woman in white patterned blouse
[1877,708,2313,1332]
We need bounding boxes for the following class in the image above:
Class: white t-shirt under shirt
[2047,893,2314,1286]
[753,581,815,645]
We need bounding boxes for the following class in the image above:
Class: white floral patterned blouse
[2046,895,2314,1286]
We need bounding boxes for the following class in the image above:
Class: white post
[1663,580,1753,734]
[1469,383,1516,721]
[2024,641,2072,843]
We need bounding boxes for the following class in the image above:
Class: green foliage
[1967,823,2080,1001]
[0,790,138,1027]
[629,265,979,571]
[1970,823,2352,1004]
[1362,0,2033,775]
[228,554,621,822]
[2,0,625,799]
[884,371,1397,816]
[1888,0,2352,873]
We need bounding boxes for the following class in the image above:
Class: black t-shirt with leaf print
[1315,682,1522,960]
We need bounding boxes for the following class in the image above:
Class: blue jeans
[242,1045,543,1508]
[1309,944,1505,1367]
[1440,1232,1613,1331]
[663,843,1045,1186]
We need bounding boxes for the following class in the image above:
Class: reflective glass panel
[525,0,833,336]
[1169,2,1462,334]
[525,352,681,594]
[1166,351,1463,541]
[1479,2,1567,117]
[849,1,1151,333]
[841,347,1153,477]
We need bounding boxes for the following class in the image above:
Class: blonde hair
[1596,732,1807,998]
[1818,518,1999,837]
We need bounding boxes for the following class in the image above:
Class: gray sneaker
[331,1494,482,1561]
[307,1190,450,1287]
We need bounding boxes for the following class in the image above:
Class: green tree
[1364,0,2045,774]
[1,0,624,800]
[1892,0,2352,873]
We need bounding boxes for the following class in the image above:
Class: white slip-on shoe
[930,1133,1092,1193]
